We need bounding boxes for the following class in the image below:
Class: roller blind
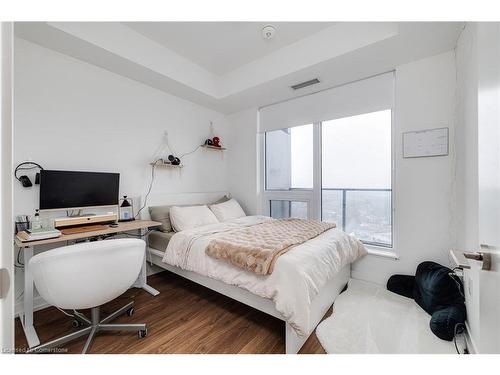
[259,72,394,133]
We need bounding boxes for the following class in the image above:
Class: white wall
[226,108,260,215]
[13,37,231,313]
[14,38,230,215]
[352,51,457,284]
[229,51,458,286]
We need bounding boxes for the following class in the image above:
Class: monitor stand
[66,209,97,218]
[55,213,117,229]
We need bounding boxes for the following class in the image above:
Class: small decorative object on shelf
[119,196,135,222]
[149,121,227,170]
[212,136,221,147]
[208,121,223,148]
[167,154,181,165]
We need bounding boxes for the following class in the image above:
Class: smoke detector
[262,25,276,40]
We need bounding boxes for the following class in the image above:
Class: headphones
[15,162,44,188]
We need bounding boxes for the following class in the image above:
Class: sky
[290,110,392,189]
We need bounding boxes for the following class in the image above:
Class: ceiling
[14,22,464,114]
[124,22,335,75]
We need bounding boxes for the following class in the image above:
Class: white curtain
[258,72,394,133]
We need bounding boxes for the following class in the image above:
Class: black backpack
[387,261,466,341]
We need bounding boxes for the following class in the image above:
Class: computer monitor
[39,170,120,211]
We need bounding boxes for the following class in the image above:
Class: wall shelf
[150,161,183,168]
[201,144,226,151]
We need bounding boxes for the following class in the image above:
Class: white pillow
[209,198,246,222]
[169,205,219,232]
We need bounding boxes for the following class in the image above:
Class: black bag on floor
[387,261,466,341]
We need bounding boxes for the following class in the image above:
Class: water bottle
[31,209,42,231]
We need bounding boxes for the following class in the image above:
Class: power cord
[15,247,24,268]
[449,267,465,298]
[454,323,468,354]
[135,144,202,219]
[163,131,202,160]
[138,130,208,218]
[448,268,468,354]
[135,161,159,219]
[56,307,75,318]
[179,144,202,159]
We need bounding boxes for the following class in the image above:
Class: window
[260,72,394,247]
[264,124,314,220]
[322,110,392,247]
[265,124,313,190]
[262,110,393,248]
[270,200,308,219]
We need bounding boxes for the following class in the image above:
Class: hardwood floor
[15,271,328,354]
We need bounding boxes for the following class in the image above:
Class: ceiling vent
[291,78,320,90]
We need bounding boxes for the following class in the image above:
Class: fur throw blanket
[206,218,336,275]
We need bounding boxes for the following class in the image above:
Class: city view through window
[266,110,392,247]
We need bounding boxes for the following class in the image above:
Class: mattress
[148,230,175,252]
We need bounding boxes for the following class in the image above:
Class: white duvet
[162,215,367,336]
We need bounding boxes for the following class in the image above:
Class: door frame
[1,21,14,354]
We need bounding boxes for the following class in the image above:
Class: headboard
[139,191,229,220]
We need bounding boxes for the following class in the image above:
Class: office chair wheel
[138,329,147,339]
[71,319,84,328]
[126,307,134,317]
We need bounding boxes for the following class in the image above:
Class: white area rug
[316,279,456,354]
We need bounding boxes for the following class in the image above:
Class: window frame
[260,123,321,220]
[264,124,315,192]
[259,109,395,251]
[269,199,310,220]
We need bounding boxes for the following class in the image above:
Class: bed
[143,192,366,354]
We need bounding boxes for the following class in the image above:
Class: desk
[15,220,162,348]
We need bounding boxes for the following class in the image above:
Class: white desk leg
[133,229,160,296]
[20,247,40,348]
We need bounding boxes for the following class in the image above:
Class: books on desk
[17,229,62,242]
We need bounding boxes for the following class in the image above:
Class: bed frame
[148,249,349,354]
[142,191,350,354]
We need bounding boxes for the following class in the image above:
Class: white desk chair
[27,238,148,354]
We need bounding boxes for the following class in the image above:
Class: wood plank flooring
[15,271,328,354]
